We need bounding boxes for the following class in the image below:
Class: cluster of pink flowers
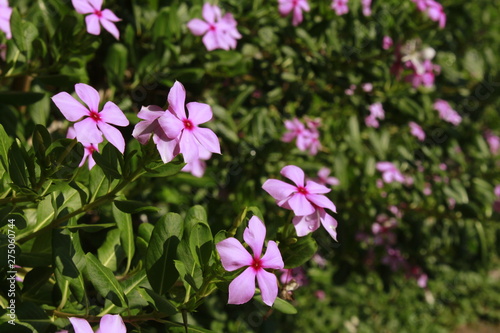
[187,3,241,51]
[345,83,373,95]
[331,0,349,16]
[0,0,12,39]
[411,0,446,28]
[278,0,310,26]
[485,131,500,155]
[405,59,441,88]
[216,216,284,306]
[282,117,321,155]
[132,81,221,176]
[434,99,462,126]
[382,36,393,50]
[408,121,426,141]
[72,0,121,39]
[365,102,385,128]
[263,165,338,240]
[376,162,412,185]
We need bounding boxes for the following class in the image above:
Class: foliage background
[1,0,500,332]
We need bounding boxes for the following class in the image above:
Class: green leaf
[10,9,38,58]
[183,205,208,234]
[89,165,110,201]
[8,140,28,187]
[176,240,203,291]
[0,124,12,177]
[93,144,122,179]
[142,288,178,315]
[144,160,186,177]
[33,194,55,233]
[280,234,318,268]
[103,43,128,87]
[145,213,183,295]
[112,202,135,274]
[97,228,124,271]
[85,253,127,307]
[189,223,213,268]
[114,199,159,214]
[254,295,297,314]
[32,124,52,169]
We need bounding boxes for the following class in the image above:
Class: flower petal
[158,113,184,139]
[187,18,209,36]
[100,101,128,126]
[202,30,219,51]
[202,3,218,24]
[320,209,338,241]
[179,130,199,164]
[154,134,179,163]
[85,14,101,35]
[306,193,336,213]
[186,102,212,125]
[88,0,103,10]
[228,267,256,305]
[281,165,305,187]
[72,0,94,14]
[192,127,221,154]
[216,237,253,271]
[100,9,120,22]
[74,118,103,144]
[243,216,266,258]
[262,179,296,201]
[75,84,100,113]
[167,81,187,119]
[96,314,126,333]
[288,193,315,216]
[305,180,330,194]
[260,241,284,270]
[256,269,279,306]
[137,105,164,121]
[292,213,320,237]
[100,18,120,39]
[98,122,125,153]
[51,92,89,121]
[68,317,93,333]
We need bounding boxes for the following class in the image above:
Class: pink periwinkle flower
[376,162,405,184]
[316,167,340,187]
[72,0,121,39]
[361,83,373,93]
[381,248,406,272]
[52,83,129,153]
[263,165,337,217]
[406,266,428,288]
[68,314,126,333]
[485,131,500,155]
[67,127,99,170]
[331,0,349,16]
[282,118,322,155]
[382,36,393,50]
[494,185,500,198]
[411,0,446,28]
[133,82,220,165]
[365,102,385,128]
[0,0,12,39]
[409,121,425,141]
[361,0,372,16]
[216,216,284,306]
[279,267,308,286]
[315,290,326,300]
[187,3,241,51]
[312,253,327,268]
[434,99,462,126]
[423,182,432,196]
[279,0,310,26]
[405,59,440,88]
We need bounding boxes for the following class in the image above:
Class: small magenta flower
[361,0,372,16]
[365,102,385,128]
[434,99,461,125]
[382,36,393,50]
[315,167,339,187]
[187,3,241,51]
[376,162,405,184]
[263,165,337,216]
[411,0,446,29]
[331,0,349,16]
[0,0,12,39]
[72,0,121,39]
[216,216,284,306]
[485,131,500,155]
[157,81,221,165]
[67,127,99,170]
[52,83,129,153]
[361,83,373,93]
[68,314,126,333]
[409,121,426,141]
[278,0,310,26]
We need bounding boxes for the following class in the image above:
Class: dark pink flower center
[89,111,101,122]
[87,145,96,154]
[94,9,102,17]
[209,24,216,31]
[251,257,262,271]
[292,0,298,5]
[296,186,308,195]
[183,119,194,131]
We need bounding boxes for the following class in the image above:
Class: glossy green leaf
[112,202,135,273]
